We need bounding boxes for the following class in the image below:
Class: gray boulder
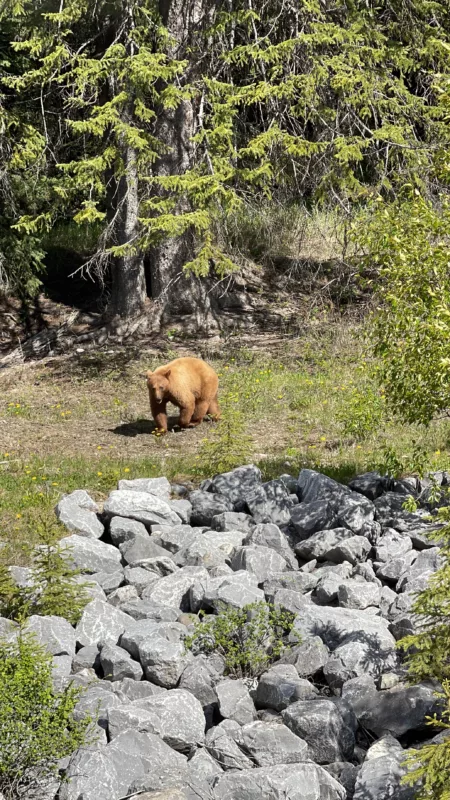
[106,728,186,798]
[236,720,309,766]
[119,600,180,622]
[202,530,246,556]
[23,614,76,656]
[142,566,208,611]
[120,619,186,660]
[91,569,124,594]
[199,571,264,612]
[99,643,143,682]
[323,638,397,692]
[205,722,254,770]
[56,489,104,539]
[76,599,134,647]
[112,677,166,703]
[290,500,336,539]
[295,529,371,565]
[243,523,298,569]
[169,498,192,524]
[175,535,228,569]
[216,679,257,725]
[282,698,355,764]
[158,526,203,554]
[349,682,440,738]
[349,472,388,500]
[188,748,223,783]
[104,489,181,527]
[73,681,123,730]
[338,580,381,610]
[120,535,173,566]
[139,635,191,688]
[117,476,171,498]
[208,465,262,508]
[375,529,413,562]
[107,689,205,752]
[211,511,256,533]
[263,571,317,602]
[256,664,318,711]
[353,735,415,800]
[376,551,417,584]
[280,637,330,678]
[59,748,119,800]
[109,516,149,546]
[245,480,294,526]
[61,534,122,574]
[212,763,346,799]
[179,656,220,726]
[189,490,233,526]
[231,546,289,583]
[123,566,161,595]
[72,644,101,674]
[107,584,139,607]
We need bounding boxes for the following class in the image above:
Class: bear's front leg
[150,397,168,433]
[179,401,196,428]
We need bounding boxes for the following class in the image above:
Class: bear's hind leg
[191,399,210,426]
[207,393,221,421]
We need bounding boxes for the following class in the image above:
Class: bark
[149,0,219,333]
[107,140,147,320]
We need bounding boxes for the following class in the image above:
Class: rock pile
[3,466,446,800]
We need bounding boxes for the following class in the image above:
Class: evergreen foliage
[185,601,296,678]
[1,0,450,316]
[0,518,90,624]
[0,633,94,800]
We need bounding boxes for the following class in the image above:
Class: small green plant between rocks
[0,633,94,800]
[0,517,90,625]
[185,601,296,679]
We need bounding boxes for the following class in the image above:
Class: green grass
[2,323,450,565]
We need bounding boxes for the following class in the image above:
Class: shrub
[185,601,296,679]
[0,518,90,625]
[195,388,253,476]
[0,633,94,800]
[398,508,450,798]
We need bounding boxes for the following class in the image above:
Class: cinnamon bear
[146,356,221,433]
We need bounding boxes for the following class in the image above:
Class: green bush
[194,388,253,477]
[185,601,296,679]
[0,518,90,625]
[359,194,450,426]
[0,633,94,800]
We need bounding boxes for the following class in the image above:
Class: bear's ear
[163,369,171,378]
[146,370,153,379]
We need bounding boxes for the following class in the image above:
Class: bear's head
[146,369,171,402]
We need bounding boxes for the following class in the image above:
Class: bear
[146,356,221,433]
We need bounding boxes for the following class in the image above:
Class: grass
[2,321,450,565]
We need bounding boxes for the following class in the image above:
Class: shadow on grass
[110,416,183,437]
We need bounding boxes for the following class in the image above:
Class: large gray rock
[199,571,264,612]
[212,763,346,799]
[376,552,417,584]
[175,535,228,569]
[59,748,119,800]
[72,644,101,674]
[205,722,254,770]
[123,566,161,595]
[120,619,186,660]
[243,523,298,569]
[375,529,413,562]
[189,490,233,527]
[295,529,371,565]
[202,530,246,556]
[142,566,208,611]
[104,489,181,527]
[231,546,289,583]
[290,600,396,657]
[61,534,122,574]
[349,472,388,500]
[280,637,329,678]
[109,516,149,547]
[179,656,219,725]
[338,580,381,610]
[263,571,317,602]
[290,500,336,539]
[348,682,440,738]
[56,489,104,540]
[353,736,414,800]
[245,480,294,526]
[208,465,262,508]
[139,635,191,688]
[158,526,203,554]
[90,569,124,594]
[117,476,171,498]
[112,677,166,703]
[72,681,123,730]
[216,679,257,725]
[296,470,375,534]
[99,643,143,682]
[374,492,427,531]
[120,600,180,622]
[256,664,318,711]
[188,747,223,783]
[282,699,355,764]
[236,720,309,766]
[211,511,256,534]
[120,535,174,567]
[323,638,397,691]
[108,690,205,752]
[106,729,186,798]
[107,584,139,607]
[76,599,134,647]
[169,498,192,525]
[397,547,441,592]
[23,614,76,656]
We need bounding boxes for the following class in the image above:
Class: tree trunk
[149,0,219,333]
[107,130,147,321]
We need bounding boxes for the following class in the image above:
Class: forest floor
[1,318,450,563]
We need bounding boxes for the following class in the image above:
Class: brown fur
[146,357,221,433]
